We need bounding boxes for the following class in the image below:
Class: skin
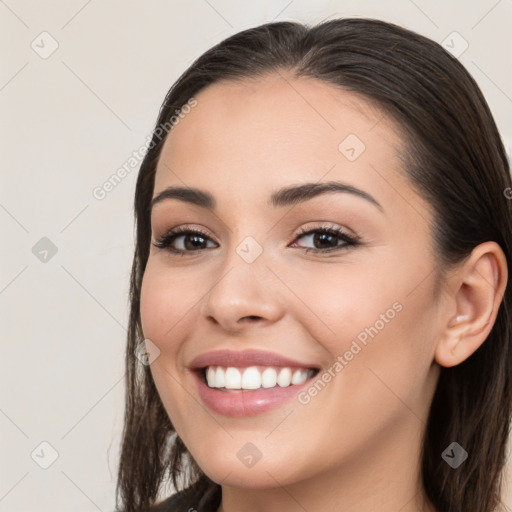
[140,73,507,512]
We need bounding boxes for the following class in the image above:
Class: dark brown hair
[116,18,512,512]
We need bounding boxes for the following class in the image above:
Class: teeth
[277,367,292,387]
[291,369,306,385]
[214,366,225,388]
[261,367,277,388]
[241,367,261,389]
[206,367,216,387]
[225,367,242,389]
[204,366,314,390]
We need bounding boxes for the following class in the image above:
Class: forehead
[162,73,396,153]
[153,73,410,209]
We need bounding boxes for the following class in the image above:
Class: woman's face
[140,74,444,491]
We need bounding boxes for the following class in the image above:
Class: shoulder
[149,480,221,512]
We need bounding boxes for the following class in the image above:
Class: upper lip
[189,349,320,370]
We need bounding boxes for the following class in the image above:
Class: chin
[190,444,313,490]
[202,463,288,489]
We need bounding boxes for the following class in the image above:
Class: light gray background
[1,1,511,511]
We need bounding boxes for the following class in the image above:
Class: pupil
[314,232,337,248]
[181,232,339,251]
[185,235,206,250]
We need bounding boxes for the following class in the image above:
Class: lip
[188,349,320,417]
[189,349,320,371]
[192,370,317,417]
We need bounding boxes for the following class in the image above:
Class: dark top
[150,480,222,512]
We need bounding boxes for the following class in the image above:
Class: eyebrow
[151,181,383,212]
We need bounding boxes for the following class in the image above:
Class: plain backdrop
[1,1,511,511]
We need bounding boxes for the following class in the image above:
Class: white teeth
[291,369,306,385]
[241,367,261,389]
[277,367,292,387]
[261,368,277,388]
[214,366,225,388]
[204,366,314,390]
[225,367,242,389]
[206,367,216,387]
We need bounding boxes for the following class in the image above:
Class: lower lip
[193,370,315,417]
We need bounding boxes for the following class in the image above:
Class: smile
[189,350,321,416]
[204,365,316,390]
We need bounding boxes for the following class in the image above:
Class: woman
[116,18,512,512]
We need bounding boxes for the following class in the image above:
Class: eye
[153,227,217,254]
[290,225,359,253]
[153,224,359,256]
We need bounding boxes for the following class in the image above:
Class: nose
[200,254,285,333]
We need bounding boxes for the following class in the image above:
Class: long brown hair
[116,18,512,512]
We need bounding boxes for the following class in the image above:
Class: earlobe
[434,241,508,368]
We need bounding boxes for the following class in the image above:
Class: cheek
[140,271,168,346]
[139,263,200,425]
[287,294,436,478]
[278,260,399,352]
[140,262,198,347]
[286,256,437,411]
[347,278,436,421]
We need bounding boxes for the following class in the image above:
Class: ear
[435,241,508,368]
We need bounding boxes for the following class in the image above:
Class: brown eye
[153,228,217,253]
[292,226,359,253]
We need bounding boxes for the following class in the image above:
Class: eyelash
[153,224,360,256]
